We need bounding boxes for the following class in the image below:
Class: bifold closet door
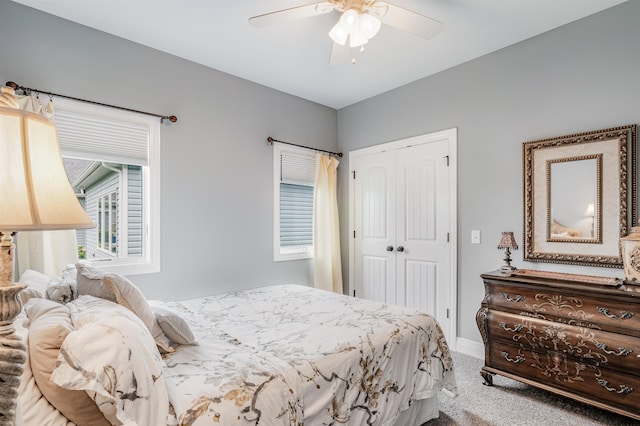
[353,140,450,320]
[353,150,396,304]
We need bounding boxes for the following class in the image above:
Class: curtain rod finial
[5,81,19,90]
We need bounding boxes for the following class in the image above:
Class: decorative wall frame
[523,124,637,268]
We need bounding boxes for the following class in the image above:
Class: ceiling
[13,0,627,109]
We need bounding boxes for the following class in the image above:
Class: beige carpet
[424,351,638,426]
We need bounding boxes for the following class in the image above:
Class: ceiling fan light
[359,13,381,39]
[329,21,348,45]
[349,28,368,47]
[340,9,359,31]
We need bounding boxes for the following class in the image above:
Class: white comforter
[157,284,456,426]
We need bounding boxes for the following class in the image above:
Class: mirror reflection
[548,156,600,242]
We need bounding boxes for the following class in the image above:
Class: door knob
[397,246,404,252]
[386,246,394,252]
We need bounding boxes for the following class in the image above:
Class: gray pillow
[46,277,77,304]
[75,262,174,353]
[75,262,116,302]
[102,274,173,352]
[152,307,197,346]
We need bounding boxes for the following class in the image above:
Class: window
[273,143,316,261]
[56,97,161,275]
[97,191,118,255]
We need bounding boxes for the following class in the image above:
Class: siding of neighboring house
[127,165,143,257]
[76,197,87,253]
[85,172,119,260]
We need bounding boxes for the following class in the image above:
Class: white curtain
[313,153,343,293]
[16,230,79,278]
[14,92,79,278]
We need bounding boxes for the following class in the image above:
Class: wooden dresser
[476,270,640,420]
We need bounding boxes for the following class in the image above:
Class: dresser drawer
[487,283,640,332]
[487,310,639,371]
[488,341,640,415]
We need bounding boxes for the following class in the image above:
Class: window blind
[280,183,314,247]
[280,151,315,185]
[279,149,316,249]
[53,98,150,166]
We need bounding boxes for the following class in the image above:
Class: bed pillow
[75,262,117,302]
[15,309,74,426]
[24,298,110,426]
[152,307,197,346]
[45,276,77,304]
[51,295,169,426]
[18,269,50,297]
[19,287,44,305]
[76,262,173,353]
[102,273,174,352]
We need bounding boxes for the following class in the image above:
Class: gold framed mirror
[523,124,637,267]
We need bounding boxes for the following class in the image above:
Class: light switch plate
[471,230,481,244]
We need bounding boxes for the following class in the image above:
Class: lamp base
[500,247,517,274]
[500,265,517,274]
[0,233,26,426]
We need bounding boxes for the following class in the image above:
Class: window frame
[273,142,316,262]
[55,98,161,275]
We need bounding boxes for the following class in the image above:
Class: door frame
[348,128,458,350]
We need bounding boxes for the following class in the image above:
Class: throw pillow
[152,307,197,346]
[102,274,174,353]
[75,262,116,302]
[51,295,169,426]
[25,298,110,425]
[18,269,50,296]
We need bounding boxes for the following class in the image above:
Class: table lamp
[0,85,94,424]
[497,231,518,273]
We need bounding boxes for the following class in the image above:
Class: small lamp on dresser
[0,85,94,425]
[497,231,518,273]
[585,203,595,238]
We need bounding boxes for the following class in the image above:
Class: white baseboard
[455,337,484,359]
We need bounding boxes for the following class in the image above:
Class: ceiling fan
[248,0,443,64]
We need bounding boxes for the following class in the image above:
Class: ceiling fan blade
[329,41,350,65]
[376,2,443,39]
[249,2,334,28]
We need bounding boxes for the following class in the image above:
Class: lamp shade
[0,105,94,231]
[585,203,595,217]
[497,232,518,250]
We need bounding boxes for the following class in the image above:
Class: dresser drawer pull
[499,321,523,332]
[594,343,633,357]
[500,351,525,364]
[597,307,635,320]
[501,293,525,303]
[596,378,634,395]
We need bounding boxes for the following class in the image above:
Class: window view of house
[53,96,160,275]
[63,157,144,262]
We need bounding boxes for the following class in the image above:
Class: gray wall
[0,1,338,300]
[337,1,640,344]
[3,1,640,347]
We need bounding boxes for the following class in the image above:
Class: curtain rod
[6,81,177,124]
[267,136,342,157]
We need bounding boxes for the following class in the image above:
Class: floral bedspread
[158,285,456,426]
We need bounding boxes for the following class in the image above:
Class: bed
[14,264,457,426]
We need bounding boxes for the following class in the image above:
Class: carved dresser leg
[480,369,494,386]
